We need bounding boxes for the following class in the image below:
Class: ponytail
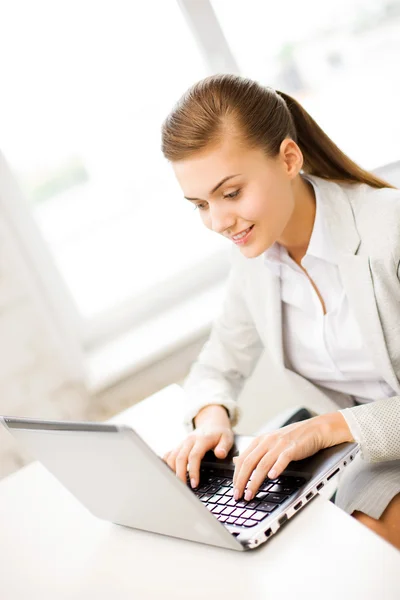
[276,90,395,189]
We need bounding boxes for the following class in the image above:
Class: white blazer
[183,175,400,463]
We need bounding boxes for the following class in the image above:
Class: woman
[161,74,400,549]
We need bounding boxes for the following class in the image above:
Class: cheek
[200,212,212,229]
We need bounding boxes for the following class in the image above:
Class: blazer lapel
[314,176,400,394]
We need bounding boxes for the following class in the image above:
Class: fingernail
[191,478,196,488]
[268,469,277,480]
[219,449,226,457]
[244,489,253,501]
[233,488,239,501]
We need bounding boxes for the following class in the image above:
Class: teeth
[233,227,251,240]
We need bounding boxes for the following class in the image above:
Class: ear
[279,138,303,179]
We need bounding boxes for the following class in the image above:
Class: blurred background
[0,0,399,479]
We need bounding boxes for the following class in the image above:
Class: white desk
[0,384,399,599]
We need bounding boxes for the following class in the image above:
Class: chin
[238,244,265,259]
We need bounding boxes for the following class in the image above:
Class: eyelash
[194,189,241,211]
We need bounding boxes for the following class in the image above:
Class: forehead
[172,136,262,197]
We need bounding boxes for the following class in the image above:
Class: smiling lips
[231,225,254,244]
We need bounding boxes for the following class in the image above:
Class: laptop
[0,416,359,552]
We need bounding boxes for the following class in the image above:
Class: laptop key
[221,506,235,516]
[226,517,237,524]
[211,505,224,515]
[226,498,237,507]
[241,509,256,519]
[222,478,233,486]
[218,515,228,523]
[198,485,211,493]
[214,477,225,485]
[257,502,279,513]
[246,500,260,510]
[251,510,268,521]
[231,508,245,518]
[235,518,245,526]
[216,486,230,495]
[255,491,269,500]
[293,477,307,487]
[265,493,289,504]
[208,495,221,504]
[243,519,258,528]
[207,485,220,495]
[200,494,214,503]
[259,482,273,492]
[225,488,234,497]
[217,496,230,505]
[269,484,295,494]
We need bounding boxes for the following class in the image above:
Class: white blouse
[263,176,397,405]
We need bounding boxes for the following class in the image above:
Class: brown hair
[161,73,394,189]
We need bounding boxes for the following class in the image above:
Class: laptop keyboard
[188,467,306,529]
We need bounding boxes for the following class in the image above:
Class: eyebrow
[184,174,241,201]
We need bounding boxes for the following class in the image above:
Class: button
[231,508,245,518]
[211,505,224,514]
[241,509,256,519]
[216,486,230,495]
[200,494,213,502]
[265,493,288,504]
[218,515,228,523]
[259,483,273,492]
[235,518,245,526]
[243,519,258,527]
[208,495,220,504]
[257,502,279,513]
[269,484,295,494]
[221,506,235,516]
[255,491,269,500]
[246,500,260,509]
[251,510,268,521]
[226,517,237,524]
[217,496,229,505]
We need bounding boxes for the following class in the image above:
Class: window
[0,0,230,347]
[211,0,400,168]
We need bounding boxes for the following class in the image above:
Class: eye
[223,189,240,199]
[193,203,208,211]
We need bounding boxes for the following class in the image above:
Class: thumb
[214,431,234,459]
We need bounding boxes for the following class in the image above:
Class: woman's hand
[162,404,234,489]
[233,412,353,501]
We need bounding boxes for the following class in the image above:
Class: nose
[208,203,235,235]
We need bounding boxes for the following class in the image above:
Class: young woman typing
[161,74,400,549]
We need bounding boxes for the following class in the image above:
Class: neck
[277,175,316,264]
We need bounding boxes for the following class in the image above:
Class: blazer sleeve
[339,396,400,462]
[182,252,264,432]
[339,256,400,462]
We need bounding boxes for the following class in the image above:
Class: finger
[243,450,280,501]
[166,448,179,473]
[175,440,195,483]
[233,443,270,500]
[266,443,297,481]
[188,441,208,488]
[214,430,234,459]
[232,437,262,486]
[162,451,171,462]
